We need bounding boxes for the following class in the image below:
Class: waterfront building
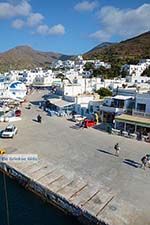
[0,79,27,101]
[45,97,75,115]
[114,92,150,136]
[133,92,150,118]
[7,81,27,100]
[100,95,134,123]
[74,93,100,116]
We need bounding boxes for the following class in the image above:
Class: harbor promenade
[1,90,150,225]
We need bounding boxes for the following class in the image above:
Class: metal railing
[100,105,125,114]
[132,110,150,118]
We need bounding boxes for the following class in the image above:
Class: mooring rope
[3,172,10,225]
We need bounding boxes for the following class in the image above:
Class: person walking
[37,114,42,123]
[114,143,120,157]
[141,155,147,170]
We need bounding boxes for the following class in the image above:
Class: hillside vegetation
[84,32,150,62]
[0,32,149,74]
[84,32,150,78]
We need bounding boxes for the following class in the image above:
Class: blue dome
[9,81,26,90]
[10,81,21,88]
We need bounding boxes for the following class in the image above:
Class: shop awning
[115,114,150,127]
[47,98,75,108]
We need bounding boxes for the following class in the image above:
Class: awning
[115,114,150,128]
[47,98,75,108]
[113,95,133,100]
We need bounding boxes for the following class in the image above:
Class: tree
[56,73,65,80]
[84,62,94,71]
[96,87,112,98]
[141,66,150,77]
[120,69,128,78]
[92,66,107,77]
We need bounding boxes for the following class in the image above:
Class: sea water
[0,172,83,225]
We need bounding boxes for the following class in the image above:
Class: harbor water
[0,172,83,225]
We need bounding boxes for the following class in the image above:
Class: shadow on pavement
[97,149,116,156]
[32,119,39,123]
[30,100,41,106]
[123,159,141,168]
[67,118,74,122]
[93,123,105,131]
[69,125,81,130]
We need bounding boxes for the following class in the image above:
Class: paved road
[1,90,150,223]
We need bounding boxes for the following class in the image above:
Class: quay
[0,160,139,225]
[0,90,150,225]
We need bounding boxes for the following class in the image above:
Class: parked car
[83,119,96,128]
[72,114,86,122]
[1,124,18,138]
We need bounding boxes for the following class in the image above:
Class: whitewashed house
[122,59,150,83]
[8,81,27,100]
[0,80,27,101]
[74,94,100,115]
[133,92,150,118]
[100,95,134,123]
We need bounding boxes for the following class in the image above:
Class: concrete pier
[0,159,142,225]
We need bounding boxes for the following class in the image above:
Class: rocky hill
[87,42,115,53]
[0,31,150,73]
[0,46,70,72]
[84,31,150,63]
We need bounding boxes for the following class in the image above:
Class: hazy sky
[0,0,150,54]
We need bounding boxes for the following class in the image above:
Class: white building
[64,60,75,68]
[113,85,150,97]
[60,77,103,99]
[122,59,150,83]
[133,92,150,118]
[0,80,27,101]
[8,81,27,100]
[19,69,54,86]
[74,94,96,115]
[65,69,79,83]
[94,60,111,69]
[52,60,64,69]
[19,70,37,85]
[100,95,134,123]
[77,77,102,93]
[73,94,101,115]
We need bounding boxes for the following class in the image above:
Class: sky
[0,0,150,54]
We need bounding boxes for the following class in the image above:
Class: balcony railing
[132,110,150,118]
[100,105,125,114]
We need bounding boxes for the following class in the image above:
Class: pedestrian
[114,143,120,157]
[120,128,123,136]
[37,114,42,123]
[141,155,147,170]
[79,119,85,129]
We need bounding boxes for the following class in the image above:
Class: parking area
[1,89,150,222]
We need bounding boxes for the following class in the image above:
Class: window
[137,103,146,112]
[90,105,93,113]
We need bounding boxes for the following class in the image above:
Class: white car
[1,124,18,138]
[72,114,86,122]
